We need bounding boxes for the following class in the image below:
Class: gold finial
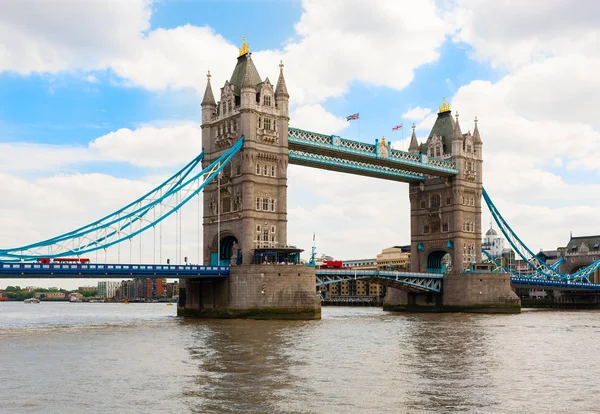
[438,97,451,113]
[381,136,387,145]
[239,36,250,57]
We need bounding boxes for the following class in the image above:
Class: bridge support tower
[386,102,519,313]
[178,39,320,319]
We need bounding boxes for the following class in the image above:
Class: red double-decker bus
[37,258,90,264]
[320,260,343,269]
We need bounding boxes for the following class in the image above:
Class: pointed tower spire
[408,123,419,154]
[242,54,255,90]
[452,111,463,140]
[275,60,289,98]
[202,70,216,106]
[472,116,482,144]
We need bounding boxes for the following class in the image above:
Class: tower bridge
[2,39,599,317]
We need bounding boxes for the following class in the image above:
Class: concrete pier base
[178,264,321,320]
[384,272,521,314]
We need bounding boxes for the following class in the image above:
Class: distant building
[78,286,96,292]
[320,246,413,301]
[376,246,411,270]
[482,224,505,258]
[34,291,67,300]
[97,281,121,299]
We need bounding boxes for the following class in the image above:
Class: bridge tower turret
[409,99,483,274]
[201,38,289,266]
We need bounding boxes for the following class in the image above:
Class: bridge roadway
[2,263,600,292]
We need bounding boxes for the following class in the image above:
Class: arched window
[431,194,441,208]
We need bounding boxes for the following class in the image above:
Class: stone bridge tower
[201,39,290,265]
[179,38,320,320]
[408,100,483,274]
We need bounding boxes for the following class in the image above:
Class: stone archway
[220,235,239,264]
[209,231,239,266]
[427,250,451,274]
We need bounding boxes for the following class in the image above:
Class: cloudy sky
[1,0,598,289]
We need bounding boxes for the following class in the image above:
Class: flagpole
[401,124,404,151]
[358,115,361,142]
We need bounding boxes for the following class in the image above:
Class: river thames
[1,303,600,413]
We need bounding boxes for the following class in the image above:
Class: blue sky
[0,0,599,288]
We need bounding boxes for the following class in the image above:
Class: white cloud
[0,0,451,109]
[0,143,99,172]
[0,0,151,73]
[290,104,348,135]
[89,123,203,168]
[402,107,431,121]
[452,0,600,69]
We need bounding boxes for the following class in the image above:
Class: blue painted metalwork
[0,138,244,261]
[289,149,425,182]
[482,249,563,278]
[510,277,600,291]
[0,262,229,278]
[482,187,600,283]
[288,127,459,178]
[315,269,443,293]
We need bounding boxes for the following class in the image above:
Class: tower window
[262,199,269,211]
[256,164,261,174]
[264,96,271,106]
[271,226,275,233]
[263,165,268,175]
[271,166,276,177]
[257,225,261,232]
[270,199,275,212]
[431,194,441,208]
[263,230,269,242]
[258,117,262,129]
[256,197,261,210]
[264,118,272,130]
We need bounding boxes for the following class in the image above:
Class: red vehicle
[37,258,90,264]
[320,260,343,269]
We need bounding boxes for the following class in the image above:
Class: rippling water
[1,302,600,413]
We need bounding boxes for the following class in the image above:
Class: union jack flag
[346,113,359,121]
[392,124,403,131]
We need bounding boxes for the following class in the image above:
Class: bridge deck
[0,262,229,278]
[288,127,459,182]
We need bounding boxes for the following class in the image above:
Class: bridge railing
[0,262,230,275]
[316,269,443,279]
[288,127,458,174]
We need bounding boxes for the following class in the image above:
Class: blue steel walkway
[0,262,229,279]
[316,269,443,293]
